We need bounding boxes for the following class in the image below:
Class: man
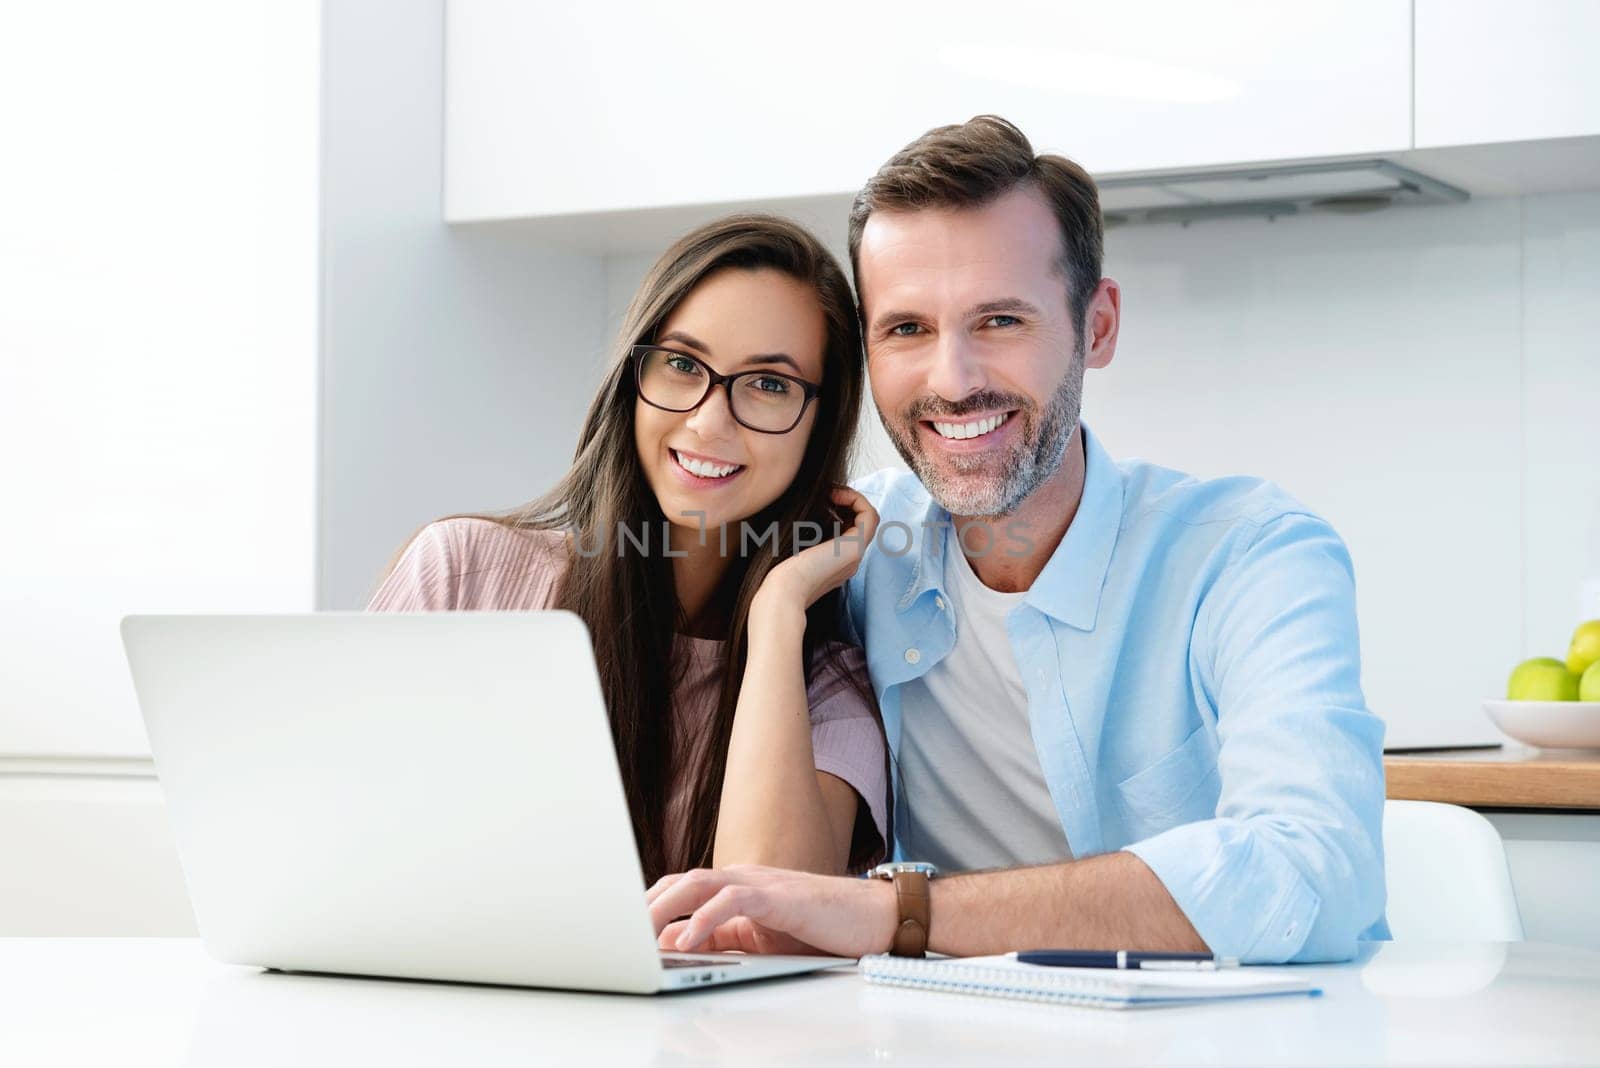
[648,116,1388,964]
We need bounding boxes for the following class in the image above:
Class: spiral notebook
[859,954,1320,1009]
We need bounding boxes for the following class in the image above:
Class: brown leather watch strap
[889,870,931,957]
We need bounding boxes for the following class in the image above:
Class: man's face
[858,186,1088,519]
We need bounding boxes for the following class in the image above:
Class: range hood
[1097,159,1469,226]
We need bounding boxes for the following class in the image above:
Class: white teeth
[674,451,742,479]
[931,413,1008,440]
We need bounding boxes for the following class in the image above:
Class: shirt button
[934,596,946,612]
[904,648,922,665]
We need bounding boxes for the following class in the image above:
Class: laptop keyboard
[661,955,744,969]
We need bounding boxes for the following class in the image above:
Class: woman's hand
[753,486,879,618]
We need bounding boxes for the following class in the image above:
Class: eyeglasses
[629,345,821,434]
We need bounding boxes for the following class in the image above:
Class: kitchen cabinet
[445,0,1412,223]
[1415,0,1600,148]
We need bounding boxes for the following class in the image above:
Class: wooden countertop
[1385,746,1600,810]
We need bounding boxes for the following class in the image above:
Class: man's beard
[881,342,1085,519]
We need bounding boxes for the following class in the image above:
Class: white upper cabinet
[445,0,1411,222]
[1415,0,1600,148]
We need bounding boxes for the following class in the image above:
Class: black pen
[1012,950,1240,971]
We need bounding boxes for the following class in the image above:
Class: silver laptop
[120,611,851,993]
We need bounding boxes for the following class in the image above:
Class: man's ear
[1084,278,1121,371]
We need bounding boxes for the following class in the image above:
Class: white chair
[1382,799,1524,941]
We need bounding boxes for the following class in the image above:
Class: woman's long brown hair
[382,215,874,884]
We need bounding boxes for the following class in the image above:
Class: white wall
[605,192,1600,750]
[319,0,609,611]
[0,0,321,935]
[0,0,613,739]
[1,0,612,934]
[0,767,195,936]
[1487,812,1600,952]
[0,1,320,758]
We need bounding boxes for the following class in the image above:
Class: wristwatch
[869,861,938,957]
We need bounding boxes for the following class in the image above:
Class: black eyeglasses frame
[628,344,822,435]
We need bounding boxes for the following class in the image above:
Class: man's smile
[916,409,1020,454]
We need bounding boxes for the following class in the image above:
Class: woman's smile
[669,446,747,485]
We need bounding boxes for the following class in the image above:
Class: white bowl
[1482,700,1600,749]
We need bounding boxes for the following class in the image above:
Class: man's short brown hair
[847,115,1104,329]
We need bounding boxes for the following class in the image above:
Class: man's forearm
[924,851,1208,957]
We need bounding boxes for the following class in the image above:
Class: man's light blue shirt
[844,423,1390,964]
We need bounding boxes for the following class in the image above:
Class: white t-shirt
[896,534,1073,872]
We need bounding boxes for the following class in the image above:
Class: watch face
[873,861,939,878]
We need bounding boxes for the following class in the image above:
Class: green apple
[1581,661,1600,703]
[1507,657,1580,701]
[1568,620,1600,676]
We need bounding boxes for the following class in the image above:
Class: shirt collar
[1024,422,1124,630]
[895,495,951,613]
[895,421,1124,631]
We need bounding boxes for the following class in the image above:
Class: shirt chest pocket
[1112,725,1221,843]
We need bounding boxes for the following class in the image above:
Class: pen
[1012,950,1240,971]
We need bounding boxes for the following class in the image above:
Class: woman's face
[634,267,827,539]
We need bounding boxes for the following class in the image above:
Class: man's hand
[646,864,898,958]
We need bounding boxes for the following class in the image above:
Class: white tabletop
[4,939,1599,1066]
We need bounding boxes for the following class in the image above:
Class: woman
[368,215,885,885]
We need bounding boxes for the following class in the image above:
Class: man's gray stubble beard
[883,340,1086,520]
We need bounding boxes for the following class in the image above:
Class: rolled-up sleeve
[1124,512,1388,963]
[807,643,889,865]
